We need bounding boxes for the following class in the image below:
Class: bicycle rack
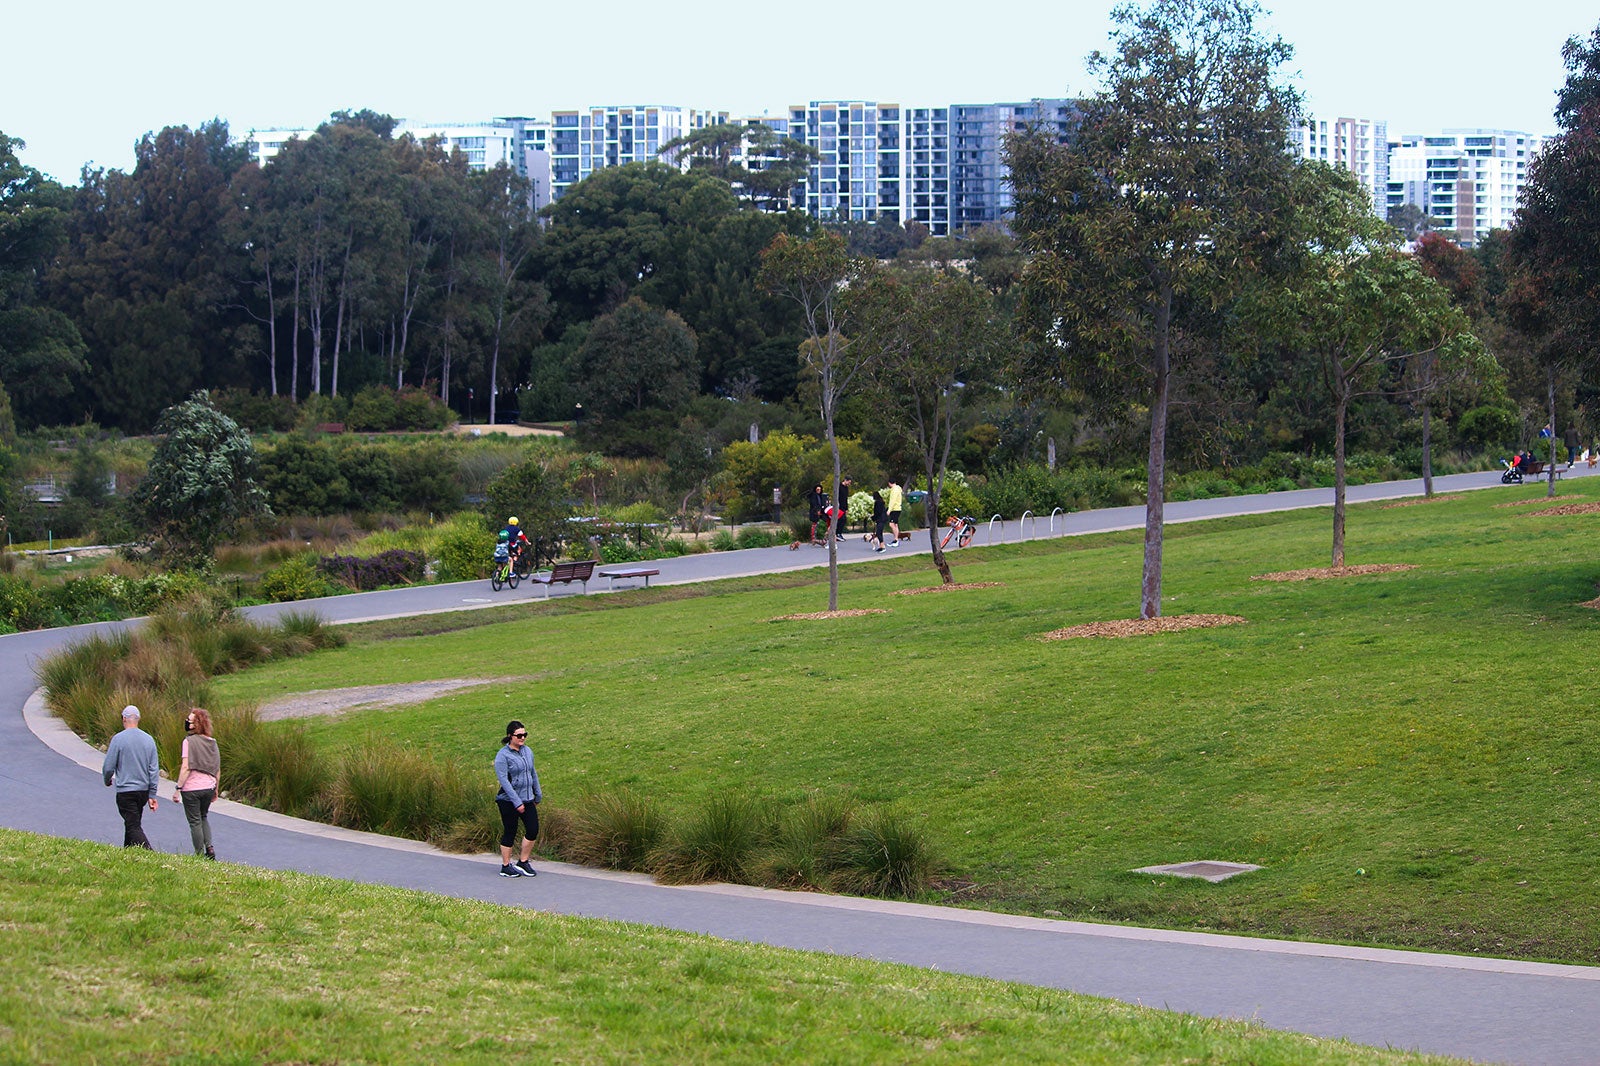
[1020,510,1036,542]
[1050,507,1064,535]
[988,515,1005,544]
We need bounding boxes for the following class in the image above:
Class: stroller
[1501,451,1544,484]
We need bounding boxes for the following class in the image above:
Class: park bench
[599,566,660,590]
[526,559,595,597]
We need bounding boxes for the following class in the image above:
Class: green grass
[0,829,1464,1065]
[212,483,1600,963]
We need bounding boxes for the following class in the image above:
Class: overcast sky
[7,0,1596,184]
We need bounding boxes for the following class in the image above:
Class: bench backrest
[552,559,595,579]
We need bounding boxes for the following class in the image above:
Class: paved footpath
[4,468,1595,1065]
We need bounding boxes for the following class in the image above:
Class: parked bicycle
[938,514,977,549]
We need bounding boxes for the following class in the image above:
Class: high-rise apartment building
[1385,129,1543,247]
[548,105,728,199]
[1292,116,1389,215]
[949,100,1075,231]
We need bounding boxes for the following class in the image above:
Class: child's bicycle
[490,549,521,591]
[938,514,977,549]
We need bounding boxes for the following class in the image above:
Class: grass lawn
[0,829,1465,1065]
[212,482,1600,965]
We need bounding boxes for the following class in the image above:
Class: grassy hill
[0,829,1464,1064]
[215,482,1600,964]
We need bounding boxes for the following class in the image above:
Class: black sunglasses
[512,732,527,738]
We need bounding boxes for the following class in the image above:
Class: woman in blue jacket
[494,720,542,877]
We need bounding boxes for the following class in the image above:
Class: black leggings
[497,799,539,848]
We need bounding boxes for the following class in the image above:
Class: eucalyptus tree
[471,163,547,425]
[850,266,1001,584]
[759,230,873,610]
[1507,20,1600,493]
[1256,163,1485,562]
[1007,0,1301,618]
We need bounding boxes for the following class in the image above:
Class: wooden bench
[527,559,595,597]
[599,566,660,590]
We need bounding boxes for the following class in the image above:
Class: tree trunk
[1420,397,1433,498]
[1332,371,1350,569]
[290,262,301,401]
[1140,285,1172,619]
[1547,367,1558,498]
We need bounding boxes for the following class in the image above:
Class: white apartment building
[1292,116,1389,215]
[786,101,907,227]
[1386,129,1543,247]
[547,105,728,198]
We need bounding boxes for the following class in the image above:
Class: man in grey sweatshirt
[102,705,159,848]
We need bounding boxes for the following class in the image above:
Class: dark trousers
[181,788,216,855]
[115,790,152,849]
[497,799,539,848]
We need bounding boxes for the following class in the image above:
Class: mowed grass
[0,829,1466,1065]
[214,483,1600,963]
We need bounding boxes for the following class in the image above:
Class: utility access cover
[1133,861,1261,883]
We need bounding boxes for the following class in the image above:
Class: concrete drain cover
[1133,861,1261,882]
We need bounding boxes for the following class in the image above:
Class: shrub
[329,740,482,839]
[226,718,329,818]
[259,556,339,603]
[565,789,666,871]
[756,792,858,890]
[316,549,426,591]
[830,808,942,897]
[345,385,399,432]
[647,792,771,885]
[434,516,494,582]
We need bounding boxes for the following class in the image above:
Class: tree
[130,391,270,562]
[659,122,817,210]
[851,267,1000,584]
[1257,164,1483,563]
[1008,0,1300,618]
[575,297,699,419]
[471,164,547,425]
[483,459,570,569]
[0,131,88,427]
[1506,20,1600,494]
[759,231,874,611]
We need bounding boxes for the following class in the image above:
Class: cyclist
[502,516,531,568]
[492,530,512,569]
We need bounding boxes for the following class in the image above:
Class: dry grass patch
[1382,495,1465,509]
[257,677,529,721]
[1041,614,1246,640]
[1521,501,1600,517]
[893,582,1003,595]
[1252,564,1417,582]
[772,609,890,621]
[1494,495,1582,508]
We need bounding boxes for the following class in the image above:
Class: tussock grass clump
[226,716,329,818]
[328,739,480,840]
[757,792,858,889]
[648,792,772,886]
[564,789,665,871]
[831,809,944,897]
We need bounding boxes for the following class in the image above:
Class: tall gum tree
[1507,20,1600,496]
[1007,0,1300,618]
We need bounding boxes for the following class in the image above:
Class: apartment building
[1292,116,1389,214]
[1386,129,1543,247]
[547,105,729,199]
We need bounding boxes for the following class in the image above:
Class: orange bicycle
[938,514,977,549]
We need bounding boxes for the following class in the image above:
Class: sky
[6,0,1597,184]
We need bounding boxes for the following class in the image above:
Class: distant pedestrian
[102,705,159,849]
[174,708,220,860]
[833,476,853,539]
[807,483,827,545]
[870,491,889,552]
[884,479,904,545]
[494,720,542,878]
[1564,426,1581,466]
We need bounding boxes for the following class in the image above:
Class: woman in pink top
[174,708,221,859]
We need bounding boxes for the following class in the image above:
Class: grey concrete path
[4,467,1596,1065]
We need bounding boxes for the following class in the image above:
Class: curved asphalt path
[4,467,1596,1065]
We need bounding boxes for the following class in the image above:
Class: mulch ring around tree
[772,609,891,621]
[1515,501,1600,518]
[1495,495,1581,508]
[1252,564,1417,582]
[1382,494,1465,508]
[1041,614,1247,641]
[893,582,1004,595]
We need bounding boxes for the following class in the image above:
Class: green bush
[757,793,858,889]
[329,740,481,839]
[259,556,339,603]
[830,808,942,897]
[434,516,494,582]
[226,718,329,819]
